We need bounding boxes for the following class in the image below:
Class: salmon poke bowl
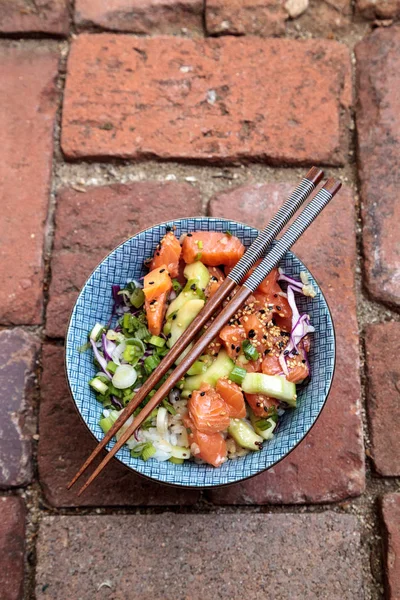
[65,217,335,488]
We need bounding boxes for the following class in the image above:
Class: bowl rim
[64,215,336,489]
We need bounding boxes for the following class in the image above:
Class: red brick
[206,0,287,36]
[36,513,363,600]
[61,34,351,165]
[0,330,39,488]
[0,45,59,325]
[365,322,400,476]
[38,345,200,507]
[0,0,69,35]
[382,494,400,600]
[75,0,203,33]
[0,497,26,600]
[46,182,202,338]
[208,182,365,504]
[356,0,400,18]
[356,28,400,308]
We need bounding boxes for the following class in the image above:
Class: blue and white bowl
[65,217,335,488]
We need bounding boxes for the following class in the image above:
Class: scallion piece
[78,341,91,353]
[90,322,104,341]
[228,365,247,385]
[142,442,156,461]
[254,418,272,431]
[144,353,161,375]
[169,457,184,464]
[149,335,166,348]
[106,361,118,375]
[242,340,259,361]
[162,399,177,415]
[172,279,182,294]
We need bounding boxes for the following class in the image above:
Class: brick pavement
[1,2,399,599]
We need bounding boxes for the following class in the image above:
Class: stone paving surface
[35,513,363,600]
[1,2,400,599]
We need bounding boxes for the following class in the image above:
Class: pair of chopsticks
[69,167,341,495]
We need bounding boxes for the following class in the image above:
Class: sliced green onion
[169,457,184,464]
[142,442,156,461]
[187,356,211,376]
[141,408,158,430]
[144,353,161,375]
[106,361,118,375]
[228,365,247,385]
[112,364,137,389]
[99,415,114,434]
[172,279,182,294]
[90,323,104,341]
[162,399,177,415]
[242,340,259,361]
[156,346,169,357]
[89,377,109,395]
[195,252,202,261]
[130,443,147,458]
[149,335,166,348]
[197,240,203,249]
[130,287,145,308]
[254,418,273,431]
[224,230,232,237]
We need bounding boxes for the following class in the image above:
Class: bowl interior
[66,217,335,487]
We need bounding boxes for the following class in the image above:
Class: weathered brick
[382,494,400,600]
[38,345,200,506]
[356,28,400,308]
[61,34,351,165]
[75,0,203,33]
[206,0,287,36]
[365,322,400,476]
[0,45,59,325]
[208,183,365,504]
[46,182,202,338]
[36,513,363,600]
[356,0,400,19]
[0,0,69,35]
[0,330,38,488]
[0,497,26,600]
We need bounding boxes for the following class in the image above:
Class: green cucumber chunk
[228,418,263,450]
[183,350,234,392]
[168,298,205,348]
[241,373,297,407]
[166,279,205,317]
[183,261,210,290]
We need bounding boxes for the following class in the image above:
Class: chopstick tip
[323,178,342,196]
[306,166,324,186]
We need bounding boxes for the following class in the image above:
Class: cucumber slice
[183,350,234,392]
[168,299,205,347]
[183,261,210,290]
[166,280,205,317]
[241,373,297,407]
[228,418,263,450]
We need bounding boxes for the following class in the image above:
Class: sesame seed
[160,268,165,273]
[200,392,206,397]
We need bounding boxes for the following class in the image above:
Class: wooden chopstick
[68,167,323,491]
[77,177,341,495]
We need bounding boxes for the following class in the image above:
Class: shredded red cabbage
[90,339,111,379]
[111,396,123,410]
[102,333,116,362]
